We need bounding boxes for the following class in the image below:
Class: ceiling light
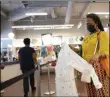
[25,12,48,16]
[8,32,15,39]
[55,26,72,29]
[88,12,109,15]
[34,26,72,30]
[12,24,74,29]
[34,28,51,30]
[77,21,82,29]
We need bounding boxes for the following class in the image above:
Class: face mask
[87,24,96,34]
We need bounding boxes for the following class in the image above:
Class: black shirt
[18,46,35,70]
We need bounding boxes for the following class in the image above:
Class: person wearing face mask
[81,13,109,97]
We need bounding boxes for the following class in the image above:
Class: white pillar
[65,1,73,24]
[12,38,16,58]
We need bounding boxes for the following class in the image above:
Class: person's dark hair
[87,13,104,31]
[23,38,30,45]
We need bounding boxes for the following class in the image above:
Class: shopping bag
[100,56,109,77]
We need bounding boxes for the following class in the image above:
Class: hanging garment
[46,46,54,56]
[55,43,102,96]
[46,46,56,64]
[40,46,47,58]
[46,45,53,52]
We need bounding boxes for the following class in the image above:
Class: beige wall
[14,19,108,39]
[15,28,87,39]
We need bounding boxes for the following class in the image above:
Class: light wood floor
[1,64,87,97]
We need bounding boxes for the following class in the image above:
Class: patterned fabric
[55,43,102,96]
[86,62,109,97]
[46,46,53,52]
[82,31,109,97]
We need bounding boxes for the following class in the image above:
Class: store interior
[1,0,109,63]
[0,0,109,96]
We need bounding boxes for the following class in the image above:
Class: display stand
[36,64,41,96]
[44,63,55,96]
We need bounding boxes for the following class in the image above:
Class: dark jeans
[22,70,35,93]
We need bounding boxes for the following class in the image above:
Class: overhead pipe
[8,7,50,21]
[8,7,57,22]
[65,1,73,24]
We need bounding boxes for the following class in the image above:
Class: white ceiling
[82,3,109,18]
[1,0,109,2]
[1,1,109,25]
[1,3,23,12]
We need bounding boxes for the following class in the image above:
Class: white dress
[55,43,102,96]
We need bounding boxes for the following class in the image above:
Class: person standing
[82,13,109,97]
[18,38,37,97]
